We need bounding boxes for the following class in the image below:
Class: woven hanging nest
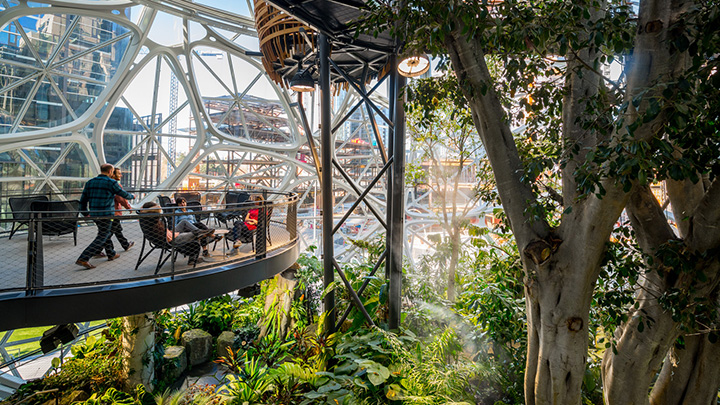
[254,0,316,88]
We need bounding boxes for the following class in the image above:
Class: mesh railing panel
[0,192,297,294]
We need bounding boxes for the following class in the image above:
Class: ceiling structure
[0,0,490,262]
[258,0,395,89]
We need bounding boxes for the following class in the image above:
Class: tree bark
[561,3,605,205]
[602,182,720,404]
[649,333,720,405]
[121,313,155,391]
[447,227,460,302]
[444,22,629,403]
[259,266,299,339]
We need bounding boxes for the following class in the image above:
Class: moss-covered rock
[162,345,187,382]
[181,329,212,366]
[217,331,236,360]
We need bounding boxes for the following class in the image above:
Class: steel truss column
[388,61,406,330]
[385,57,397,280]
[319,33,336,334]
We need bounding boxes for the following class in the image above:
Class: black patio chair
[215,203,273,252]
[214,191,250,228]
[29,200,81,245]
[187,201,210,223]
[8,195,49,240]
[135,214,201,274]
[157,195,177,214]
[173,191,201,203]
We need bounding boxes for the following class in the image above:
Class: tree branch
[688,178,720,253]
[666,177,705,238]
[445,21,548,247]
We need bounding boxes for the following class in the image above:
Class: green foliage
[183,295,243,336]
[244,336,295,369]
[153,385,221,405]
[288,326,338,372]
[348,236,386,264]
[591,223,643,340]
[78,386,151,405]
[572,3,720,197]
[71,335,107,359]
[409,233,476,303]
[14,331,125,401]
[296,327,485,405]
[157,294,263,347]
[217,357,272,404]
[455,236,526,403]
[296,246,323,292]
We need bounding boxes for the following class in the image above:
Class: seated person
[141,202,205,265]
[174,197,221,256]
[228,195,263,255]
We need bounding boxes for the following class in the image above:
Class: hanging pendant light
[289,68,315,92]
[397,54,430,78]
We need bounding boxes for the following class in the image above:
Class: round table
[213,229,230,256]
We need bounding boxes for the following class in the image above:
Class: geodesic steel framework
[0,0,493,329]
[0,1,497,386]
[0,0,388,255]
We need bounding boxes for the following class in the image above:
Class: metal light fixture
[397,54,430,78]
[289,68,315,92]
[40,324,79,354]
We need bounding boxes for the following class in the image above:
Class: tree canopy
[361,0,720,402]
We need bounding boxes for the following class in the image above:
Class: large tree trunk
[650,333,720,405]
[523,250,597,404]
[602,183,720,404]
[602,187,681,404]
[443,18,627,403]
[121,313,155,391]
[258,266,299,339]
[446,228,460,302]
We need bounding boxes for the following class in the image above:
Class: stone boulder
[181,329,212,366]
[217,331,236,360]
[162,345,188,381]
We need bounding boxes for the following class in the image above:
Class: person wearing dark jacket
[108,168,134,252]
[76,164,135,269]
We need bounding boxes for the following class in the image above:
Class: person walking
[76,164,135,269]
[109,168,134,252]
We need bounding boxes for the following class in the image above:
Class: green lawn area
[3,321,106,358]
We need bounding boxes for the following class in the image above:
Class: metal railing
[0,191,298,296]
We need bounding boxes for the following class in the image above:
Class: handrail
[5,192,298,217]
[0,188,292,201]
[0,192,299,296]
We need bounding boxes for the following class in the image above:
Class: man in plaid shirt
[76,164,135,269]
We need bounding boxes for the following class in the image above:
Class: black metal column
[319,32,336,334]
[388,64,406,330]
[385,57,397,279]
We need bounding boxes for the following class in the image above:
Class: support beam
[319,33,336,334]
[385,57,397,280]
[388,61,406,330]
[297,94,322,185]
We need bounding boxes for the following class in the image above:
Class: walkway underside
[0,241,298,330]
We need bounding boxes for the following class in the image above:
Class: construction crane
[168,71,178,174]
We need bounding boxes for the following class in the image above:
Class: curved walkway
[0,198,299,331]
